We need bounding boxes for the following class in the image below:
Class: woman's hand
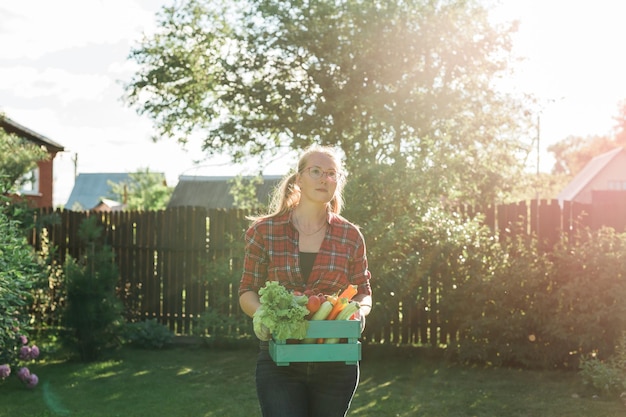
[253,309,271,341]
[351,294,371,333]
[352,308,366,333]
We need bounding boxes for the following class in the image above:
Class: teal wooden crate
[269,320,361,366]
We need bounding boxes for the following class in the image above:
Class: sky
[1,0,626,207]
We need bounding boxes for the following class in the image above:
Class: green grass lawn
[2,344,624,417]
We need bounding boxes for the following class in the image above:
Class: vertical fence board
[156,209,168,326]
[170,207,183,332]
[187,207,207,334]
[230,209,250,334]
[540,199,562,250]
[483,204,495,231]
[146,210,161,320]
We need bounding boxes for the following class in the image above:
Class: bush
[452,226,626,369]
[193,307,251,348]
[0,202,44,389]
[121,319,174,349]
[60,216,124,362]
[579,334,626,397]
[194,237,252,347]
[549,227,626,362]
[452,232,560,368]
[356,203,503,349]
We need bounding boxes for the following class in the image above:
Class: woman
[239,144,373,417]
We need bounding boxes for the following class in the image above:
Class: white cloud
[0,0,160,59]
[0,66,112,104]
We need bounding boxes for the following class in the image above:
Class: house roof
[93,198,126,212]
[0,115,65,152]
[65,173,133,210]
[557,147,625,203]
[167,175,282,209]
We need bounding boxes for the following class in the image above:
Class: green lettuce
[254,281,310,340]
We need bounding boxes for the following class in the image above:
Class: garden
[4,0,626,414]
[2,196,626,417]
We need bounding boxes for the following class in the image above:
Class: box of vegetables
[254,281,362,366]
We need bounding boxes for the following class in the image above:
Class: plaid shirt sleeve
[239,221,269,296]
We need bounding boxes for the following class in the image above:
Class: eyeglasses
[302,166,343,182]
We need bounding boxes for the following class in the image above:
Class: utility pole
[536,115,541,177]
[72,152,78,179]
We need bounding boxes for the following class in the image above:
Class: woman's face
[297,152,340,206]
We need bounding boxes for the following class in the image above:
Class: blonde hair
[250,145,346,221]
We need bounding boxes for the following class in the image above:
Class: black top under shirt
[299,252,317,281]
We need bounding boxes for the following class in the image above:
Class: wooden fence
[32,199,626,345]
[34,207,252,336]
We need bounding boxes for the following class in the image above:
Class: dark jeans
[255,348,359,417]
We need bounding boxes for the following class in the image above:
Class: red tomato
[306,295,321,314]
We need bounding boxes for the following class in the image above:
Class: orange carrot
[338,284,358,301]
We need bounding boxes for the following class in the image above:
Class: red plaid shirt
[239,211,372,297]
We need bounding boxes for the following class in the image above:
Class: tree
[228,175,266,210]
[0,122,48,195]
[124,0,530,205]
[613,99,626,144]
[107,168,173,210]
[548,102,626,177]
[548,134,614,177]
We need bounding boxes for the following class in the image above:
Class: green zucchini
[310,300,333,320]
[302,301,335,343]
[336,301,360,321]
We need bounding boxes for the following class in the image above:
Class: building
[91,198,127,212]
[0,115,65,208]
[167,175,282,209]
[557,147,626,205]
[65,172,168,211]
[65,173,131,211]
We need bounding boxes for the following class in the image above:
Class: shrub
[452,225,626,369]
[193,307,251,348]
[549,227,626,362]
[121,319,174,349]
[0,201,44,388]
[365,205,504,349]
[29,227,65,331]
[452,232,560,368]
[579,334,626,397]
[193,237,251,347]
[60,216,124,362]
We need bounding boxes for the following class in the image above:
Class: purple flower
[25,373,39,388]
[17,367,30,382]
[18,335,28,345]
[0,364,10,379]
[30,345,40,359]
[19,346,32,360]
